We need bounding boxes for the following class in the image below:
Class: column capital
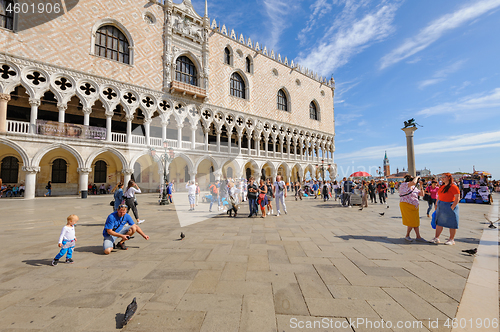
[144,118,152,125]
[22,166,40,173]
[57,103,68,111]
[125,114,134,122]
[77,167,92,174]
[29,98,41,107]
[0,93,11,102]
[122,168,134,175]
[402,126,418,137]
[82,107,92,115]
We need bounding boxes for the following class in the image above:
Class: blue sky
[191,0,500,179]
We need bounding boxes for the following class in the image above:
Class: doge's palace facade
[0,0,336,199]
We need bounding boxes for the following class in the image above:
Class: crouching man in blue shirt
[103,204,150,255]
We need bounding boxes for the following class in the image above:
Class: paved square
[0,193,497,331]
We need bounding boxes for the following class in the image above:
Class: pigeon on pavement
[122,297,137,326]
[462,248,477,256]
[180,232,185,240]
[379,212,385,216]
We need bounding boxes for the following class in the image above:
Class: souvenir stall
[460,173,492,204]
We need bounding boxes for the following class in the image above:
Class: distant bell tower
[383,151,390,177]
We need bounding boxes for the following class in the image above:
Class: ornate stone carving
[22,166,40,173]
[77,167,92,174]
[0,93,11,102]
[122,169,134,175]
[28,98,41,107]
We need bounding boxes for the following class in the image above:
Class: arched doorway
[0,156,19,183]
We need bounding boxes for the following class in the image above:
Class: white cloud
[297,2,399,76]
[262,0,299,51]
[418,88,500,116]
[417,59,467,89]
[336,130,500,161]
[380,0,500,69]
[335,113,362,126]
[298,0,333,45]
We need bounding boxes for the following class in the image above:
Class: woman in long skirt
[430,173,460,245]
[399,175,426,242]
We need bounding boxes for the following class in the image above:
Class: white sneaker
[138,220,145,224]
[444,239,455,245]
[429,237,440,244]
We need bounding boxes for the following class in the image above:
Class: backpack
[209,184,218,195]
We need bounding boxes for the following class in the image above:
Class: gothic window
[175,56,198,86]
[94,160,107,183]
[309,101,319,121]
[0,0,14,31]
[184,166,189,183]
[0,156,18,183]
[245,56,251,73]
[224,47,231,65]
[95,25,130,64]
[52,159,67,184]
[277,89,288,112]
[230,72,245,99]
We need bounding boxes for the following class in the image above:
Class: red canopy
[350,171,371,177]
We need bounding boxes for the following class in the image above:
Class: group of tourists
[399,173,460,245]
[0,178,25,197]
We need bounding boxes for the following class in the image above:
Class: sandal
[117,242,128,250]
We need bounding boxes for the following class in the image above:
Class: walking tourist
[368,180,377,203]
[186,180,197,211]
[227,182,238,217]
[247,177,258,217]
[399,175,426,242]
[266,178,274,215]
[195,183,200,206]
[294,181,303,201]
[377,180,387,204]
[111,183,124,211]
[430,173,461,245]
[51,214,78,266]
[209,180,220,212]
[103,205,149,254]
[425,180,439,218]
[44,181,52,196]
[124,180,145,224]
[361,180,369,208]
[274,175,287,216]
[258,178,268,218]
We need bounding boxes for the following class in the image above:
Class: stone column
[144,119,151,146]
[126,115,133,144]
[216,129,221,153]
[177,124,183,148]
[279,137,284,159]
[237,133,242,155]
[161,121,167,142]
[402,126,418,177]
[264,137,269,157]
[246,133,252,156]
[57,103,67,123]
[29,98,40,134]
[78,168,92,198]
[191,125,197,149]
[227,129,232,154]
[189,171,196,183]
[204,129,209,151]
[214,170,222,181]
[0,94,11,133]
[294,139,298,160]
[22,166,40,199]
[83,107,92,126]
[122,169,134,186]
[272,136,276,158]
[255,136,260,156]
[287,140,291,159]
[105,113,113,142]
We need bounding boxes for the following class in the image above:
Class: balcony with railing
[171,81,207,98]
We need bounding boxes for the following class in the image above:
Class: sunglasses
[118,204,128,208]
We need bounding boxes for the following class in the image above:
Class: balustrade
[7,120,30,134]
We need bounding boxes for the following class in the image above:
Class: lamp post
[151,140,175,205]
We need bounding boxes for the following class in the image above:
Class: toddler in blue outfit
[52,215,78,266]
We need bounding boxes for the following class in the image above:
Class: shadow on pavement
[22,258,53,266]
[75,246,105,255]
[314,204,350,209]
[336,234,430,245]
[77,223,104,227]
[115,312,125,329]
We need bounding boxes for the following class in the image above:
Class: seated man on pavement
[103,204,149,255]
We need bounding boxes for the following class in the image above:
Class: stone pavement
[0,192,498,332]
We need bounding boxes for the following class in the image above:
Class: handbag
[134,198,138,206]
[423,193,431,202]
[431,211,436,229]
[110,200,115,206]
